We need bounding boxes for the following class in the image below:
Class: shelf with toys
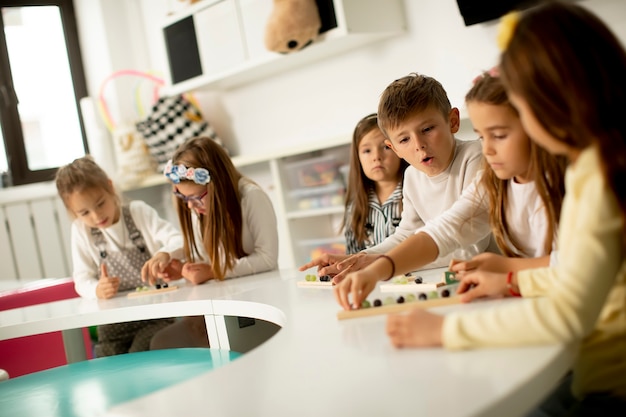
[269,140,351,268]
[159,0,406,93]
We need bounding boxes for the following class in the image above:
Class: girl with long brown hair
[143,137,279,349]
[341,113,409,254]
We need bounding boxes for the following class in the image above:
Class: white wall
[73,0,626,159]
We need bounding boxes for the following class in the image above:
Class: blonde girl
[342,113,409,254]
[451,70,566,273]
[55,156,181,357]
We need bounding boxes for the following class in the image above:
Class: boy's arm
[334,232,440,309]
[420,176,491,259]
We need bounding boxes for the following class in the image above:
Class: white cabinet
[234,136,351,269]
[193,1,246,75]
[161,0,406,93]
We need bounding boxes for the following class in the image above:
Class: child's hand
[386,309,444,348]
[182,262,214,285]
[298,253,350,277]
[96,263,120,299]
[142,252,177,285]
[162,259,184,282]
[333,253,379,283]
[456,271,509,302]
[333,268,379,311]
[450,253,511,275]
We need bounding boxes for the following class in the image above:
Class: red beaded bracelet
[377,255,395,281]
[507,271,521,297]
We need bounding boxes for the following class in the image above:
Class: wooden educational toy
[380,270,457,293]
[337,294,461,320]
[296,274,334,288]
[127,285,179,298]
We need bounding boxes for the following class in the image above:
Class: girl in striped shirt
[341,113,409,254]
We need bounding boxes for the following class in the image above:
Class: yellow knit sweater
[443,146,626,399]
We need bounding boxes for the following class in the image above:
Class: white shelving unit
[160,0,406,93]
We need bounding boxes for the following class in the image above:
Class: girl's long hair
[171,137,246,280]
[466,72,566,256]
[341,113,409,246]
[500,0,626,245]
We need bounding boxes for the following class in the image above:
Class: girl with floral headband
[144,136,278,283]
[143,136,279,349]
[386,1,626,415]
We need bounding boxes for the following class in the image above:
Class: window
[0,0,88,186]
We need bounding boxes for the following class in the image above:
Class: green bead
[428,291,439,299]
[405,293,416,302]
[361,300,371,309]
[383,296,395,305]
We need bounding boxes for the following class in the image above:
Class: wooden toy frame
[336,295,461,320]
[127,285,179,298]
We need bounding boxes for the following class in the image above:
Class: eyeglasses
[173,188,208,206]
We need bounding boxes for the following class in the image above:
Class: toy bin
[298,237,346,263]
[339,164,350,188]
[284,155,341,188]
[289,182,345,211]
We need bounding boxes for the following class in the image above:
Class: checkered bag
[98,69,162,187]
[135,95,223,172]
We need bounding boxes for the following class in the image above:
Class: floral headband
[497,11,520,51]
[163,160,211,185]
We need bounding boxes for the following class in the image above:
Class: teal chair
[0,348,241,417]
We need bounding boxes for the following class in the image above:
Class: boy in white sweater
[300,73,487,282]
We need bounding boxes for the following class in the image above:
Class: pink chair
[0,278,93,378]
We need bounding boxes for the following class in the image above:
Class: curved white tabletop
[0,268,574,417]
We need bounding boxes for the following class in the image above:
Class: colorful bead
[383,297,395,305]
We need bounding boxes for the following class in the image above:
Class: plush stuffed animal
[264,0,322,54]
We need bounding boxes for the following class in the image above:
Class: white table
[0,268,574,417]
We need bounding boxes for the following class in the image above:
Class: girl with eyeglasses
[143,136,279,285]
[144,136,279,349]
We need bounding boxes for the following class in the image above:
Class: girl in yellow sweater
[385,2,626,415]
